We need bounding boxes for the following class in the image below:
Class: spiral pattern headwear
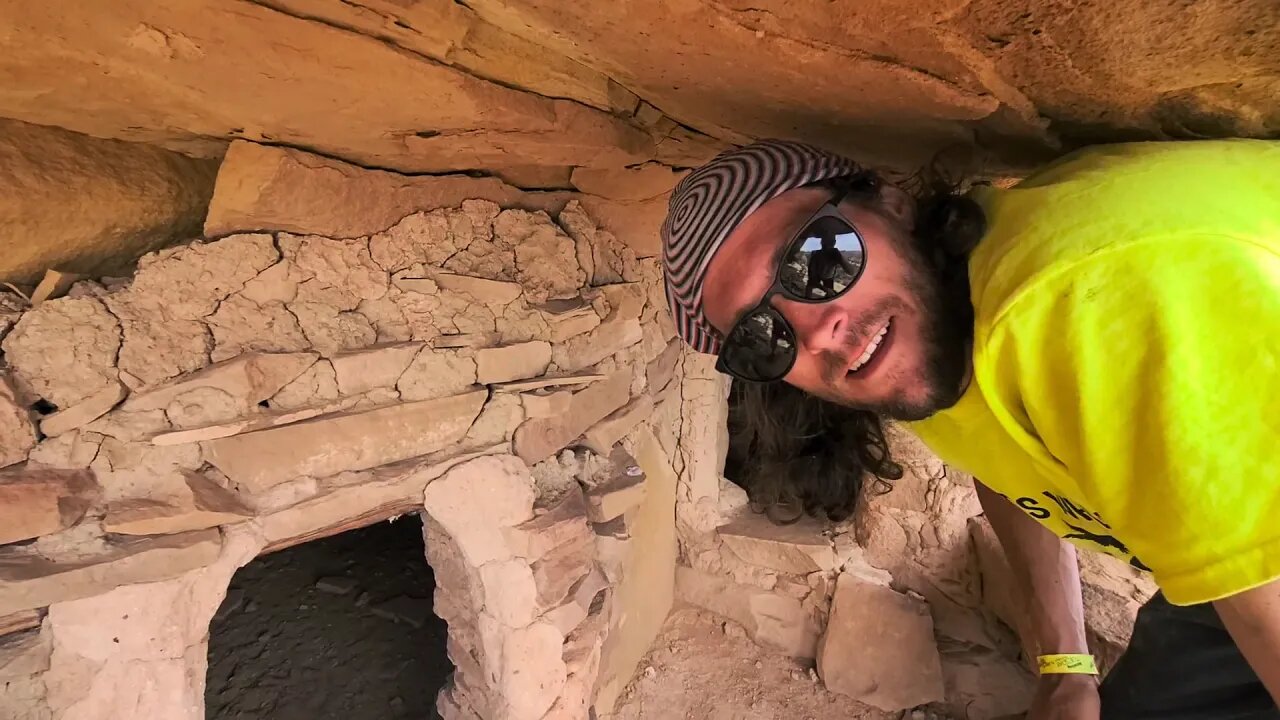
[661,139,864,354]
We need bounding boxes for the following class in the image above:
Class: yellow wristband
[1037,654,1098,675]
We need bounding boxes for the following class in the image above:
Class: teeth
[850,322,890,372]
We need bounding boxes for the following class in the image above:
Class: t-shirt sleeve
[982,236,1280,605]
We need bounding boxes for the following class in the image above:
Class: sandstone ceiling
[1,0,1276,179]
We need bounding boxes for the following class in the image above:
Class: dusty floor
[611,608,943,720]
[206,514,450,720]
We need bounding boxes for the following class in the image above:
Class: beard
[811,238,973,421]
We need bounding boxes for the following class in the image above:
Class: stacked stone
[669,385,1158,719]
[0,143,686,720]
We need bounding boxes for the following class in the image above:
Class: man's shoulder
[967,140,1280,325]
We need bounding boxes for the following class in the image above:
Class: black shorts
[1101,592,1279,719]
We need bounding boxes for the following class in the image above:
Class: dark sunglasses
[715,190,867,382]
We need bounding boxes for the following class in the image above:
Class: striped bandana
[661,139,864,355]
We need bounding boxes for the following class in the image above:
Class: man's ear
[877,185,916,228]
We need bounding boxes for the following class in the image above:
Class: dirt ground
[611,608,945,720]
[206,514,450,720]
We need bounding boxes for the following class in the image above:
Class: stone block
[595,283,646,322]
[475,341,553,385]
[817,573,945,711]
[543,568,609,636]
[676,566,821,659]
[571,163,684,202]
[123,352,317,419]
[0,529,221,615]
[939,647,1035,720]
[149,396,360,446]
[493,373,605,393]
[546,306,600,343]
[580,395,654,455]
[513,372,630,464]
[270,359,340,410]
[397,349,478,402]
[496,209,586,305]
[0,469,99,546]
[0,373,37,468]
[261,450,486,549]
[529,531,593,610]
[582,448,647,523]
[422,455,536,568]
[434,273,523,307]
[645,339,682,394]
[0,117,216,287]
[329,342,423,396]
[594,430,679,714]
[501,621,566,720]
[204,390,486,492]
[518,389,574,418]
[717,512,839,576]
[502,485,591,562]
[102,471,253,535]
[551,317,642,372]
[38,380,127,438]
[479,560,539,628]
[0,627,51,680]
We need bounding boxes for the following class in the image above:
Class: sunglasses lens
[719,307,796,382]
[777,216,865,300]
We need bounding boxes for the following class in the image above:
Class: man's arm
[1216,581,1280,703]
[976,481,1100,718]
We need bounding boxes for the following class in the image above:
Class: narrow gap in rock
[206,515,451,720]
[257,399,271,408]
[722,380,750,493]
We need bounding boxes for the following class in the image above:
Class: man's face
[701,185,969,420]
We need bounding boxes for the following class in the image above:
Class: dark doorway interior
[206,515,451,720]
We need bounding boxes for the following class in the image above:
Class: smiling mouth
[848,318,892,374]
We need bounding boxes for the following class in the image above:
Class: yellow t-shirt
[909,140,1280,606]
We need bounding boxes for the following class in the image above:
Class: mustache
[817,329,868,383]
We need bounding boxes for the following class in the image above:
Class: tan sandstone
[513,372,631,464]
[717,512,839,575]
[124,351,317,420]
[422,455,536,568]
[593,429,679,713]
[581,395,655,455]
[329,342,424,397]
[434,274,524,307]
[0,529,222,616]
[203,143,667,258]
[675,566,820,660]
[518,390,574,419]
[102,471,253,535]
[0,469,99,546]
[204,390,486,493]
[817,574,946,711]
[582,448,649,523]
[551,317,642,373]
[0,374,37,469]
[0,117,217,286]
[38,380,127,438]
[475,341,553,385]
[2,296,121,408]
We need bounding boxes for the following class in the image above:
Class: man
[660,139,1280,718]
[803,229,859,298]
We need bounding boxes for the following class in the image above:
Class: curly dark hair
[723,167,985,523]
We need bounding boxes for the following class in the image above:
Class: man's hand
[1027,674,1101,720]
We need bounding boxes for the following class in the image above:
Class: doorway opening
[206,514,450,720]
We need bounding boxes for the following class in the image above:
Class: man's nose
[773,297,850,356]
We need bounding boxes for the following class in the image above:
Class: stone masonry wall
[0,142,685,720]
[669,369,1158,719]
